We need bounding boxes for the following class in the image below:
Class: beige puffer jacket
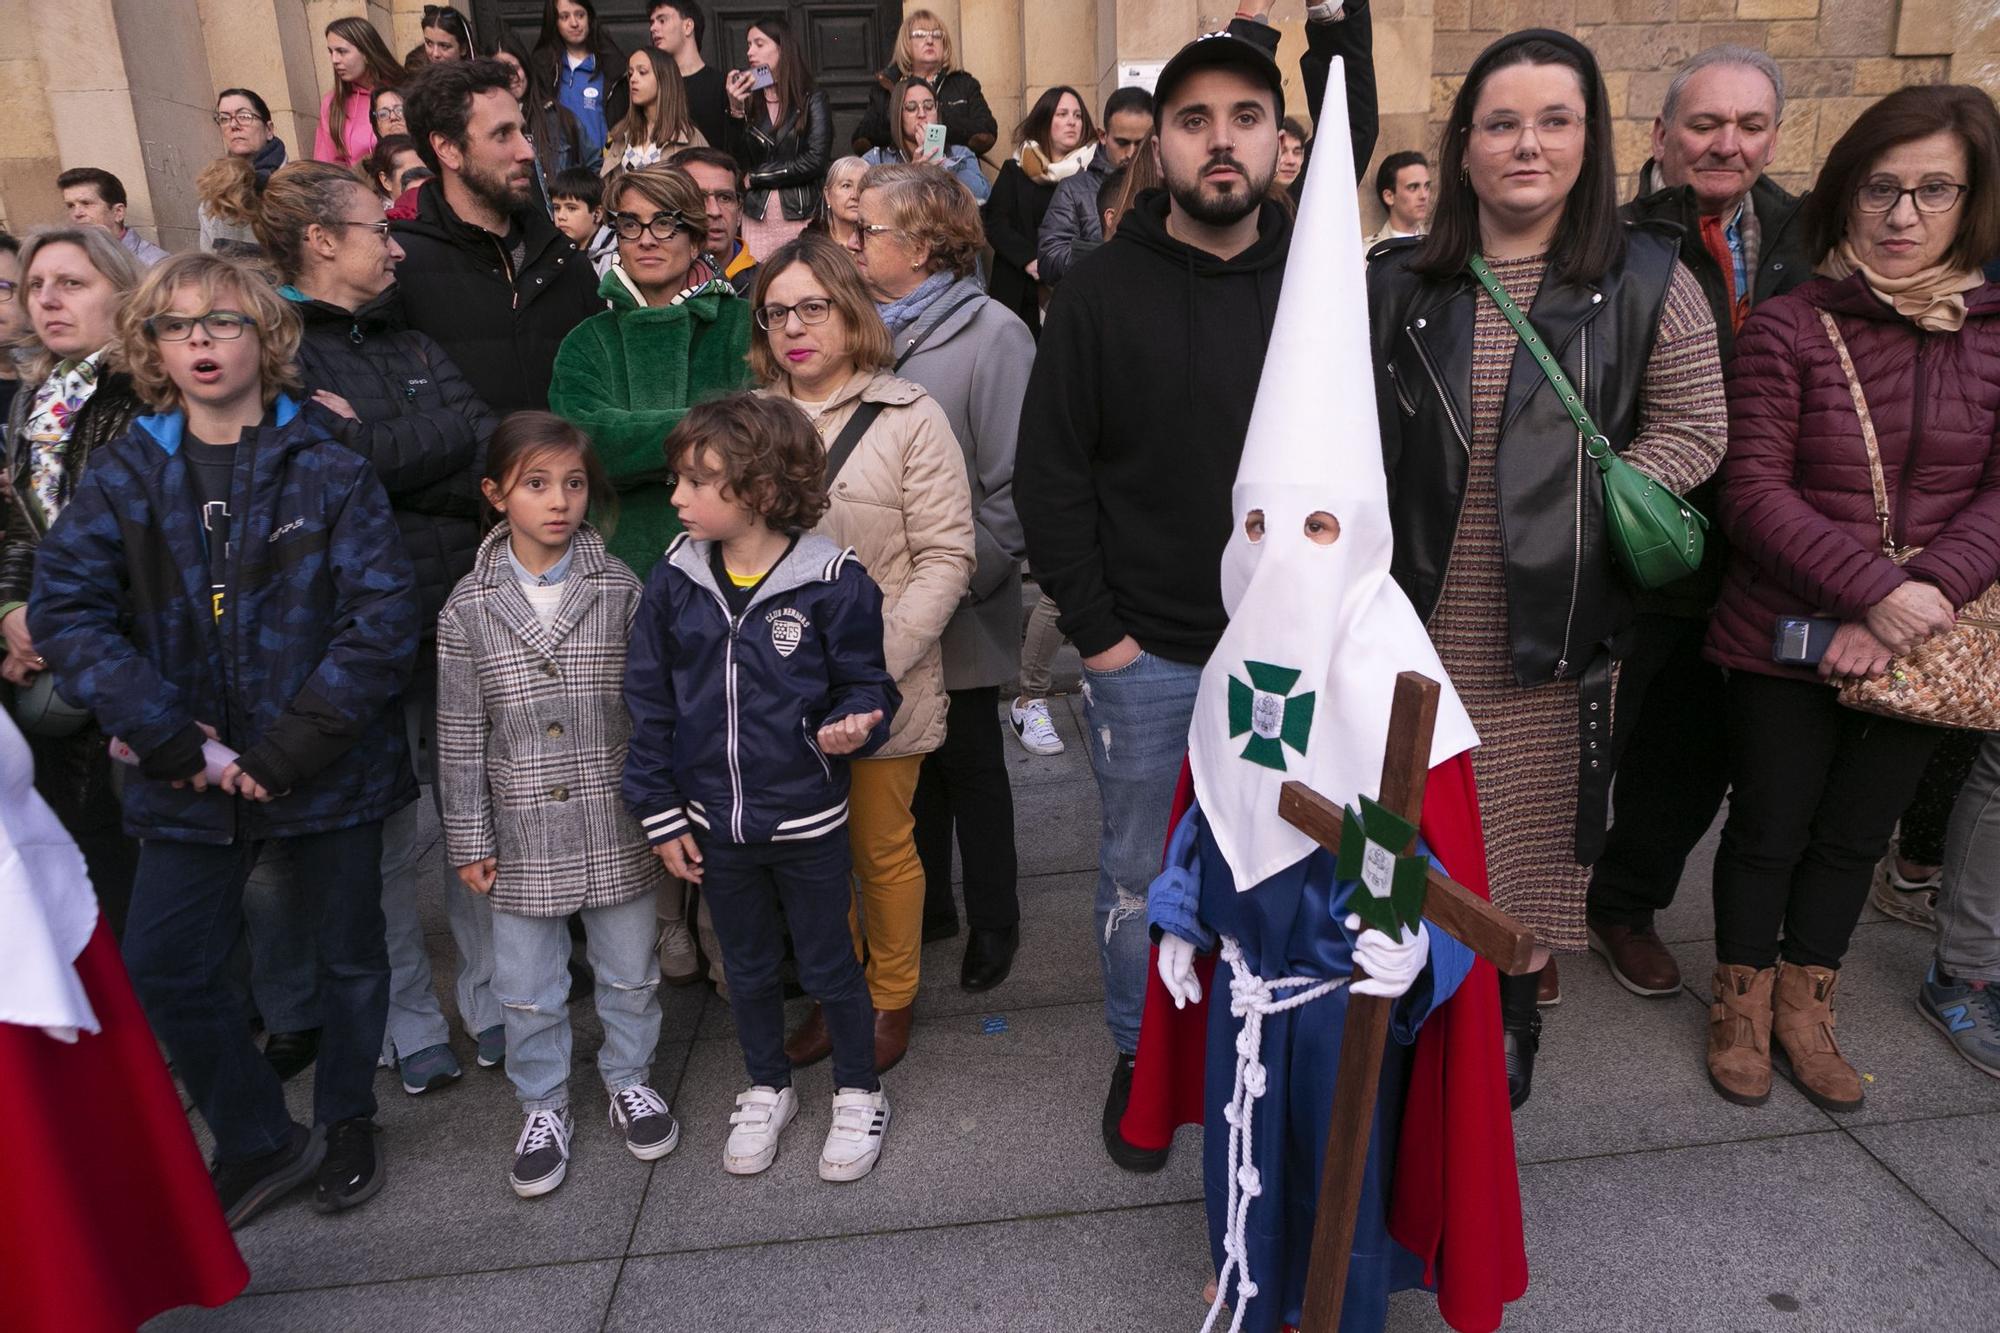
[764,370,975,758]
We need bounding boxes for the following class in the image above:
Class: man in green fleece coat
[548,168,756,577]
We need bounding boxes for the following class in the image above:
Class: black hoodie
[1015,190,1292,665]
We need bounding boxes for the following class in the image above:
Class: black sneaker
[610,1084,681,1161]
[313,1118,384,1213]
[510,1106,574,1198]
[212,1122,324,1229]
[263,1028,321,1082]
[1101,1053,1168,1173]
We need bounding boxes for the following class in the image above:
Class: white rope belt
[1202,934,1349,1333]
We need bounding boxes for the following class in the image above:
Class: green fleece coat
[548,268,754,576]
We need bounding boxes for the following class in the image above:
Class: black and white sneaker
[818,1087,890,1182]
[312,1118,384,1213]
[509,1106,573,1199]
[610,1084,681,1161]
[212,1121,323,1229]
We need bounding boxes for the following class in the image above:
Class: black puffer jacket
[728,92,834,224]
[288,286,494,627]
[390,181,603,415]
[0,367,146,609]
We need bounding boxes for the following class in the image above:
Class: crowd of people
[5,0,2000,1325]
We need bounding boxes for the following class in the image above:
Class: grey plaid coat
[436,523,665,917]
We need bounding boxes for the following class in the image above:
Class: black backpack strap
[823,400,888,486]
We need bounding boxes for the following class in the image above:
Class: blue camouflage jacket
[28,395,419,844]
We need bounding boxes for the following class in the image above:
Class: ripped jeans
[1080,649,1203,1053]
[490,892,662,1112]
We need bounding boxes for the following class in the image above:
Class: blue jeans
[490,892,663,1112]
[1080,650,1202,1053]
[701,831,879,1094]
[244,787,501,1050]
[124,823,389,1163]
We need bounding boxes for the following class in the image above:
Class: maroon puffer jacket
[1707,272,2000,680]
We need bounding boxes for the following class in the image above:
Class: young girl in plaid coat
[436,412,677,1200]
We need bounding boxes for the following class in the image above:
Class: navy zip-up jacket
[623,532,898,847]
[28,395,419,844]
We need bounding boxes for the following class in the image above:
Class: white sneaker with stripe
[819,1087,891,1182]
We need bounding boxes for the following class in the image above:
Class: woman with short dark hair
[1703,84,2000,1113]
[1366,29,1727,1108]
[199,89,288,256]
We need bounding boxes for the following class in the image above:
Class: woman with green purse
[1364,28,1727,1109]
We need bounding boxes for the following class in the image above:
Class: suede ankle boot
[1773,962,1864,1112]
[1707,964,1776,1106]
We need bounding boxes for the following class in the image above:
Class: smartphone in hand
[922,121,949,158]
[1773,616,1840,666]
[750,64,774,91]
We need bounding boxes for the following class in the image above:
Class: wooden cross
[1278,670,1536,1333]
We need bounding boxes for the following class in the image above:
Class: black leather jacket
[1,368,145,609]
[1366,227,1683,857]
[729,92,833,224]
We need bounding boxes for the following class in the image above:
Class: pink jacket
[312,85,376,167]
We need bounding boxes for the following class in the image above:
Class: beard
[1165,151,1277,228]
[462,157,534,215]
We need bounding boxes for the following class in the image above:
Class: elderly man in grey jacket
[1035,87,1155,285]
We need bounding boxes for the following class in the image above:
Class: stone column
[200,0,328,177]
[0,0,64,232]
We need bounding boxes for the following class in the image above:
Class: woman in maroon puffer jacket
[1704,84,2000,1115]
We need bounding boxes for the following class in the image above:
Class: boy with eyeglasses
[28,252,419,1228]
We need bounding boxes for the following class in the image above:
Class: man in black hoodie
[1017,13,1337,1175]
[393,59,601,415]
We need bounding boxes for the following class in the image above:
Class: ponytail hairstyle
[325,17,406,156]
[197,155,261,228]
[254,160,377,283]
[482,410,619,532]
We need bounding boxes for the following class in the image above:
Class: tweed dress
[436,523,665,917]
[1427,255,1726,952]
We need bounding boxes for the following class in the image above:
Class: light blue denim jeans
[1079,649,1203,1054]
[1937,734,2000,985]
[491,892,663,1112]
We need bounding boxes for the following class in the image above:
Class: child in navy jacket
[623,393,900,1182]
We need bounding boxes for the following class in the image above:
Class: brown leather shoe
[784,1003,831,1068]
[1589,920,1684,997]
[1707,964,1775,1106]
[1773,962,1865,1112]
[873,1005,913,1074]
[1536,956,1560,1008]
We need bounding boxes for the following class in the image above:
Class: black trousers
[1712,671,1941,970]
[914,686,1020,934]
[30,728,138,939]
[1587,614,1731,930]
[1894,727,1983,865]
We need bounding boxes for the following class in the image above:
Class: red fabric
[0,920,248,1331]
[1697,215,1747,332]
[1121,751,1526,1333]
[387,186,422,221]
[1707,276,2000,678]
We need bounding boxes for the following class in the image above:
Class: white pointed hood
[1188,57,1478,891]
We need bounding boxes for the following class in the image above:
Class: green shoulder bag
[1467,256,1708,591]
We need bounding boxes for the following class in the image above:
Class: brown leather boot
[1773,962,1865,1112]
[1707,964,1775,1106]
[784,1004,831,1068]
[873,1005,913,1074]
[1588,918,1684,997]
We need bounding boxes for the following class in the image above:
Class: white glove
[1345,913,1429,999]
[1158,934,1202,1009]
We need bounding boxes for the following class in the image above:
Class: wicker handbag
[1818,310,2000,730]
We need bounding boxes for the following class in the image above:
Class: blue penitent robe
[1153,800,1472,1333]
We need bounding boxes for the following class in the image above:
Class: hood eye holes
[1244,509,1265,543]
[1305,511,1341,545]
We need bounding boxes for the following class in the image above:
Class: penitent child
[623,393,901,1182]
[435,411,677,1200]
[29,252,420,1227]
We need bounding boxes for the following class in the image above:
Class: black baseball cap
[1152,28,1285,122]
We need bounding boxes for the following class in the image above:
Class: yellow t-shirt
[726,567,761,589]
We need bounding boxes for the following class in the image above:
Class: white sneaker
[509,1106,573,1199]
[1010,697,1065,756]
[724,1085,797,1175]
[819,1087,891,1182]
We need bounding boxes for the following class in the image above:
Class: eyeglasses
[0,279,15,304]
[1855,181,1969,215]
[145,311,257,342]
[856,223,900,244]
[330,217,394,238]
[212,111,266,128]
[373,105,407,124]
[697,188,742,207]
[753,298,833,330]
[1470,111,1586,149]
[610,211,700,241]
[909,28,943,40]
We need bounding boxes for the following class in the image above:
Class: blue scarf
[875,271,955,336]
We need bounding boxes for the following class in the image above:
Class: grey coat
[436,523,665,917]
[886,277,1033,691]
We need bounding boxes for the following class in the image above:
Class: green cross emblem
[1226,660,1316,772]
[1333,795,1430,943]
